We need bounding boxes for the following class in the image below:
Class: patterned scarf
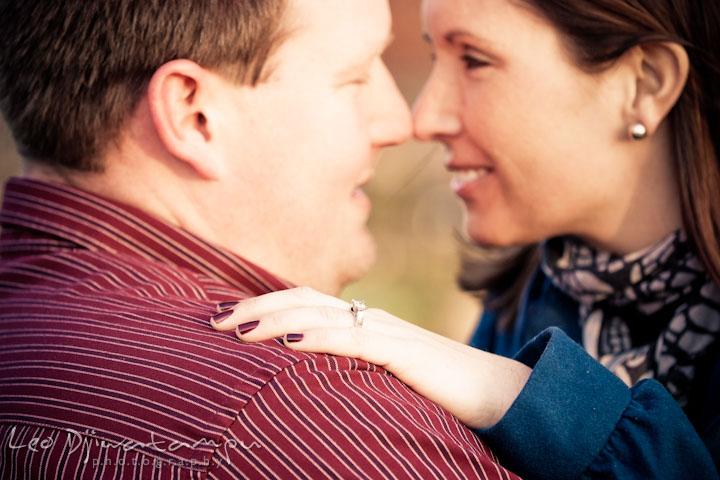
[541,230,720,407]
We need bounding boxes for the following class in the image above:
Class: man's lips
[351,170,374,212]
[352,169,375,198]
[355,170,375,189]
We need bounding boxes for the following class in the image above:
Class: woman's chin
[466,230,515,249]
[464,217,511,248]
[464,217,538,249]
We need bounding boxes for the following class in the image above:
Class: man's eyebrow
[381,31,396,53]
[354,31,395,65]
[335,31,395,81]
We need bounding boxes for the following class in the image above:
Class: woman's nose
[412,69,462,142]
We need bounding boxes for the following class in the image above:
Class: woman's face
[414,0,639,248]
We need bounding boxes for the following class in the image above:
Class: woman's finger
[233,306,357,341]
[235,305,414,343]
[211,287,348,330]
[278,325,405,370]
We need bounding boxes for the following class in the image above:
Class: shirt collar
[0,177,293,296]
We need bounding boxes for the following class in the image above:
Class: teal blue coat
[471,268,720,479]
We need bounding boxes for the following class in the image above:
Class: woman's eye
[461,54,489,70]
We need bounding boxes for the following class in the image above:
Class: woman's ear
[623,42,689,138]
[147,59,224,180]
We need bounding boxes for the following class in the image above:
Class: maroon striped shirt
[0,178,519,479]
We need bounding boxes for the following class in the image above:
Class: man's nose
[369,63,413,148]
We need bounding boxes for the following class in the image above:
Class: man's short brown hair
[0,0,286,171]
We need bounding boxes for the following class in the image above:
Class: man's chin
[334,233,376,292]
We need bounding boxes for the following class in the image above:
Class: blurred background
[0,0,482,342]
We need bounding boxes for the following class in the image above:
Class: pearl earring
[630,123,647,140]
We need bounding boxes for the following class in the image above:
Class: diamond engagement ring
[350,299,367,328]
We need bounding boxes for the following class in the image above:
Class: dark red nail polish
[217,301,239,312]
[286,333,304,343]
[236,320,260,335]
[211,310,234,324]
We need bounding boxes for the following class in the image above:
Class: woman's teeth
[451,168,491,190]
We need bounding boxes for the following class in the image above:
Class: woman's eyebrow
[423,29,488,47]
[444,29,485,46]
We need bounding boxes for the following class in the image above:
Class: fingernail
[236,320,260,335]
[286,333,304,343]
[217,301,239,312]
[211,310,234,324]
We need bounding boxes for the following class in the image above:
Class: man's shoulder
[0,232,519,480]
[0,242,313,384]
[0,245,325,471]
[2,244,231,301]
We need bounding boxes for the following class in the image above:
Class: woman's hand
[211,287,531,430]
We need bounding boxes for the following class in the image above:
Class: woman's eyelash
[461,54,489,69]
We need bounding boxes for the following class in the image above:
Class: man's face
[213,0,411,294]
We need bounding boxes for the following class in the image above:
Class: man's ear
[147,59,223,180]
[622,42,689,138]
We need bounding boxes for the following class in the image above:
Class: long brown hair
[462,0,720,327]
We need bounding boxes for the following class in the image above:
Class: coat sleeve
[477,327,719,479]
